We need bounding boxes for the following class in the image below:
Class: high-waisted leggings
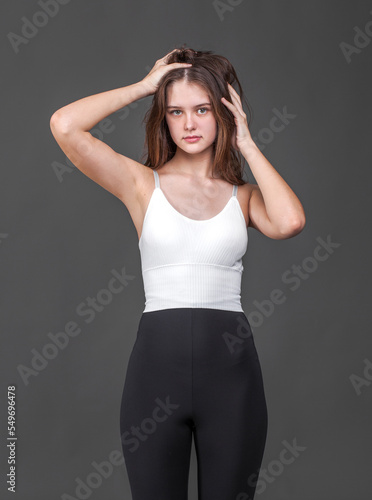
[119,308,268,500]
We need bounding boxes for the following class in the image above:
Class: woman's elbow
[50,111,73,135]
[280,215,306,238]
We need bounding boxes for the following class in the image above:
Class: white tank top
[139,169,248,313]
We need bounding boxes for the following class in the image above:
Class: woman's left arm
[222,84,306,240]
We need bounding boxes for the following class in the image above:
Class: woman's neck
[165,146,216,179]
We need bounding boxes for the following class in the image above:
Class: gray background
[1,0,371,498]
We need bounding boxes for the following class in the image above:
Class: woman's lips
[184,136,201,143]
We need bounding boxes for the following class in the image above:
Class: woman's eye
[171,108,209,116]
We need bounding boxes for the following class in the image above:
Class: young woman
[50,46,306,500]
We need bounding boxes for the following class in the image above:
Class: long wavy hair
[139,45,253,185]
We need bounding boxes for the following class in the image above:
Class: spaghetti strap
[232,185,238,197]
[153,169,160,188]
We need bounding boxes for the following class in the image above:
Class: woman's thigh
[191,308,268,500]
[119,308,268,500]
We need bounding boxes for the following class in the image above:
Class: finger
[171,62,192,67]
[229,96,244,115]
[227,82,239,93]
[227,89,245,116]
[165,48,179,56]
[227,84,242,101]
[222,97,246,122]
[162,62,192,70]
[221,96,235,111]
[164,48,180,60]
[225,87,240,106]
[228,86,242,104]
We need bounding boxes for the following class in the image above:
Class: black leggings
[119,308,268,500]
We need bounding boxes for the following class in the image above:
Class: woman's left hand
[221,83,253,152]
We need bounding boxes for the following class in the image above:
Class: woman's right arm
[49,81,152,204]
[50,49,191,207]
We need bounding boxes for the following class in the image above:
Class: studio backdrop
[1,1,371,499]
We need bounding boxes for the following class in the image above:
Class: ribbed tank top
[139,169,248,313]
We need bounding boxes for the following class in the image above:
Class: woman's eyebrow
[166,102,211,109]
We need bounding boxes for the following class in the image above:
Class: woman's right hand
[140,49,192,95]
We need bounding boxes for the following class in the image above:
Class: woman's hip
[131,307,261,373]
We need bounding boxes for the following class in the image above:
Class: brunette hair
[140,44,252,185]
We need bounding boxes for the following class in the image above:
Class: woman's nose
[184,113,196,128]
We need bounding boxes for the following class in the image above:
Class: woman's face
[165,80,217,154]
